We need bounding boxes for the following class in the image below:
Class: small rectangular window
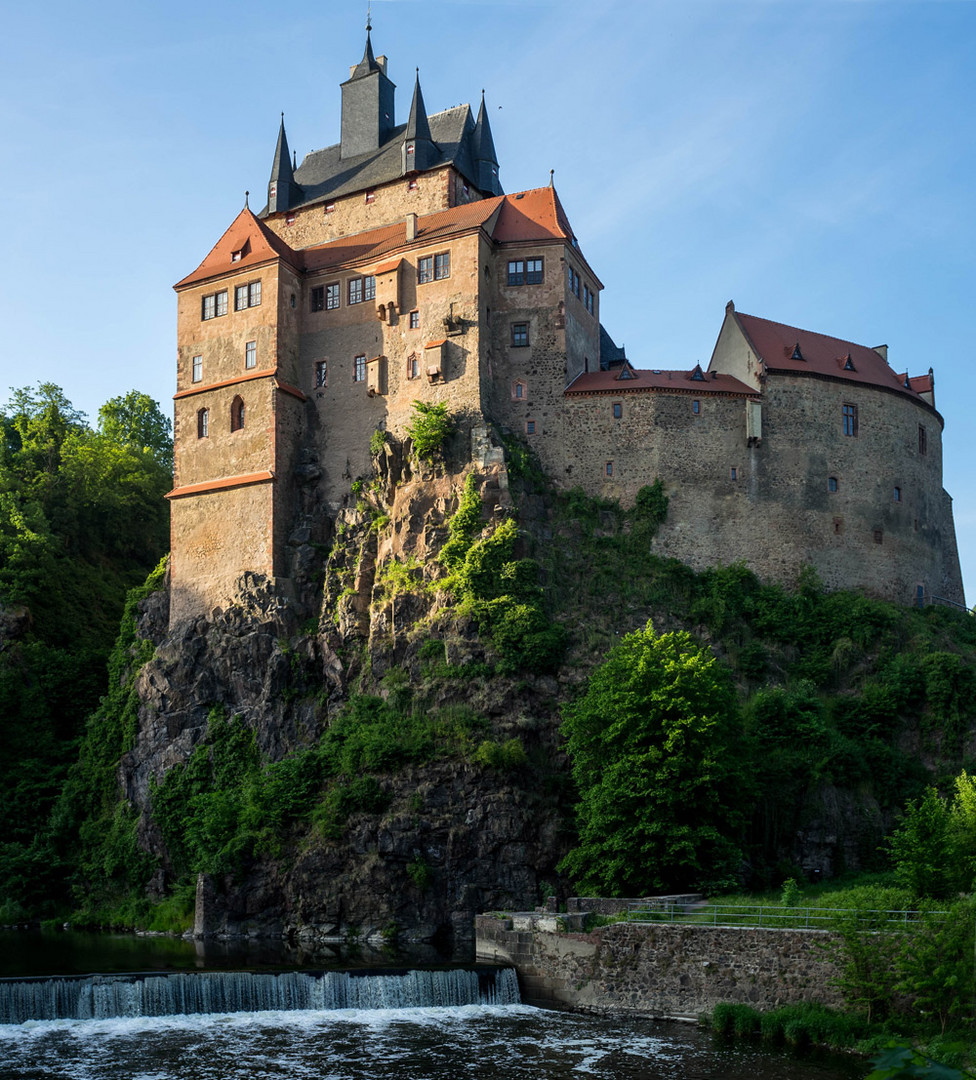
[511,322,529,347]
[325,201,336,214]
[605,461,613,477]
[843,403,858,437]
[918,424,927,455]
[584,284,595,314]
[507,260,525,286]
[568,266,580,298]
[828,476,838,492]
[513,381,525,400]
[354,355,367,382]
[525,258,543,284]
[692,400,700,415]
[364,275,375,301]
[407,178,419,191]
[348,277,364,305]
[245,340,256,369]
[730,467,738,480]
[192,355,203,383]
[364,189,375,204]
[526,419,536,435]
[894,486,902,502]
[315,360,327,387]
[235,284,248,311]
[418,256,433,284]
[434,252,450,280]
[409,310,419,329]
[407,354,419,379]
[215,290,227,317]
[874,529,884,544]
[311,286,324,312]
[248,281,261,307]
[612,402,622,420]
[326,283,340,310]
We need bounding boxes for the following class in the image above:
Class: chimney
[406,212,417,241]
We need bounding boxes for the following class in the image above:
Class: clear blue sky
[1,0,974,599]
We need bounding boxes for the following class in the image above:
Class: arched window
[197,408,209,439]
[231,396,245,431]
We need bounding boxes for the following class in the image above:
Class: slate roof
[258,105,488,215]
[729,310,932,406]
[566,366,757,397]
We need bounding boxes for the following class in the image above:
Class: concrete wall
[475,914,843,1018]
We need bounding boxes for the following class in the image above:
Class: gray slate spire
[472,91,501,195]
[267,114,300,213]
[402,69,436,174]
[340,25,396,159]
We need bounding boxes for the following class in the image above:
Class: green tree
[889,788,957,899]
[559,623,746,894]
[98,390,173,471]
[405,400,452,460]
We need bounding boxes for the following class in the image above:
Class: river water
[0,931,864,1080]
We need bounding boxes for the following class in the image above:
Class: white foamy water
[0,1005,861,1080]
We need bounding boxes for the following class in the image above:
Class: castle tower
[267,115,301,214]
[340,23,397,159]
[402,70,437,175]
[472,92,502,197]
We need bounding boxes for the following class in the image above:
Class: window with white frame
[354,355,367,382]
[245,340,256,369]
[192,355,202,383]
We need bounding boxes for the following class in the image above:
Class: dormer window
[690,364,706,381]
[231,240,250,263]
[325,201,336,214]
[286,214,296,226]
[843,354,856,371]
[365,189,375,204]
[791,343,803,361]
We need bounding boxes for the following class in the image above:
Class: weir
[0,966,520,1025]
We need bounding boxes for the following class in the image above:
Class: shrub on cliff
[559,622,746,895]
[405,400,452,461]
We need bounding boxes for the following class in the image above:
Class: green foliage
[97,390,173,472]
[559,623,746,894]
[369,428,387,457]
[440,473,484,569]
[472,737,528,771]
[780,876,802,907]
[866,1044,971,1080]
[888,773,976,898]
[406,857,432,890]
[405,400,452,461]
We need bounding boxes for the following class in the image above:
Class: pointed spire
[471,90,502,196]
[340,20,396,158]
[267,114,301,214]
[402,68,436,175]
[406,68,432,142]
[351,22,381,80]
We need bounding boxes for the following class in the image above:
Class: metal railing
[624,902,949,930]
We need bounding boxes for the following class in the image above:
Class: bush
[472,738,528,771]
[405,401,452,461]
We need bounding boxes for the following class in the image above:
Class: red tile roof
[174,207,298,289]
[492,187,571,243]
[731,311,927,403]
[566,366,757,397]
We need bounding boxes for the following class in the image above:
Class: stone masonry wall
[475,915,843,1018]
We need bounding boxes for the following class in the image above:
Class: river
[0,930,864,1080]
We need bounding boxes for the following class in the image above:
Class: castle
[168,27,964,624]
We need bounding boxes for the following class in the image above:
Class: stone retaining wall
[475,913,843,1018]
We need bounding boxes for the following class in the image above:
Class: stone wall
[475,914,843,1018]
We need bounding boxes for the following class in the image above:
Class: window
[364,189,375,204]
[364,275,375,301]
[354,355,367,382]
[201,289,227,320]
[692,400,700,415]
[894,486,902,502]
[245,340,256,369]
[874,529,884,544]
[409,310,419,329]
[407,353,419,379]
[192,355,202,383]
[612,402,622,420]
[418,254,449,281]
[507,259,525,286]
[828,476,839,493]
[434,252,450,280]
[526,258,543,284]
[231,396,245,431]
[286,214,295,226]
[325,201,335,214]
[511,322,529,347]
[506,257,543,285]
[513,381,525,400]
[315,361,327,388]
[235,285,247,310]
[311,286,324,312]
[918,424,927,455]
[348,277,363,305]
[197,408,209,439]
[605,461,614,477]
[249,281,261,307]
[326,283,340,310]
[568,266,580,297]
[418,256,433,284]
[842,403,858,437]
[526,419,536,435]
[730,467,738,480]
[584,284,595,314]
[407,178,418,191]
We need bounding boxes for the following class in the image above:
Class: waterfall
[0,967,520,1024]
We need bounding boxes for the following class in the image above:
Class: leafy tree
[405,400,452,460]
[559,623,746,894]
[98,390,173,471]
